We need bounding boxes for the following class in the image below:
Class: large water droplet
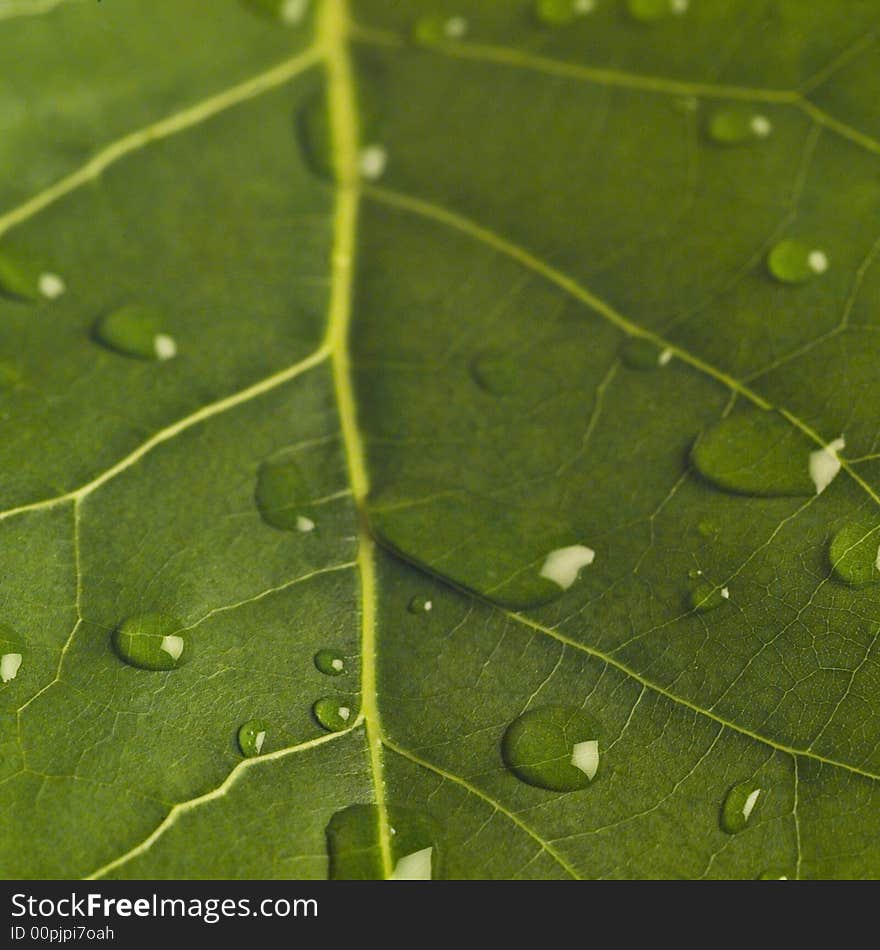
[413,14,468,45]
[691,409,839,497]
[502,705,601,792]
[255,454,314,532]
[326,804,439,880]
[238,719,269,757]
[720,781,762,834]
[688,580,729,612]
[829,520,880,587]
[0,627,24,685]
[240,0,310,24]
[314,649,346,676]
[313,697,353,732]
[112,614,188,671]
[407,595,434,615]
[627,0,688,22]
[767,240,829,284]
[92,306,177,361]
[0,247,62,303]
[470,350,521,396]
[533,0,596,25]
[707,109,772,146]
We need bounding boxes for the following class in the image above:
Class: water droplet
[111,614,188,671]
[238,719,269,757]
[413,14,468,45]
[470,349,521,395]
[829,520,880,587]
[255,454,314,532]
[92,306,177,361]
[698,519,720,539]
[326,804,439,880]
[0,627,24,684]
[359,144,387,181]
[707,109,773,145]
[688,580,728,612]
[407,595,433,614]
[533,0,596,25]
[627,0,687,22]
[240,0,310,24]
[314,649,346,676]
[720,781,762,834]
[768,240,829,284]
[296,91,333,180]
[539,545,595,591]
[0,247,59,302]
[758,869,790,880]
[313,697,353,732]
[620,338,661,370]
[687,568,702,579]
[691,408,826,497]
[502,705,601,792]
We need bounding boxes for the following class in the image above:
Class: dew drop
[470,349,520,395]
[0,247,57,302]
[707,109,773,145]
[829,520,880,587]
[620,338,662,370]
[313,697,354,732]
[688,580,729,612]
[359,144,387,181]
[413,13,468,45]
[688,568,703,579]
[627,0,687,22]
[533,0,596,25]
[539,545,595,591]
[758,869,790,880]
[692,408,824,497]
[720,781,762,834]
[407,595,434,615]
[502,705,601,792]
[240,0,310,24]
[38,273,66,300]
[314,649,346,676]
[768,240,829,284]
[237,719,269,757]
[326,804,439,880]
[0,628,24,684]
[112,614,188,671]
[255,454,314,532]
[92,306,177,361]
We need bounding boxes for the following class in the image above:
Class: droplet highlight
[539,545,595,591]
[314,649,346,676]
[809,437,845,495]
[38,273,66,300]
[533,0,596,25]
[0,628,24,684]
[255,454,314,532]
[112,614,188,671]
[829,520,880,587]
[238,719,269,757]
[92,306,177,361]
[720,781,762,834]
[627,0,688,22]
[502,705,601,792]
[359,144,387,181]
[313,697,353,732]
[707,110,773,145]
[768,240,829,284]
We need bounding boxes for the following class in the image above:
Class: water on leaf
[758,869,790,880]
[620,337,670,370]
[767,240,828,284]
[0,246,57,302]
[314,649,346,676]
[297,92,333,180]
[829,520,880,587]
[239,0,310,24]
[92,306,177,361]
[627,0,687,22]
[255,454,314,532]
[112,614,188,671]
[691,408,819,497]
[720,781,762,834]
[326,804,439,879]
[470,350,521,395]
[501,705,601,791]
[238,719,269,757]
[534,0,596,25]
[313,697,353,732]
[0,627,24,684]
[407,595,433,615]
[688,580,728,612]
[413,14,468,45]
[707,110,772,145]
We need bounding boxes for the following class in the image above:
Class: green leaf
[2,0,880,880]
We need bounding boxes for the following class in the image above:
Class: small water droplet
[620,338,661,370]
[688,580,728,612]
[539,545,595,591]
[313,697,354,732]
[0,247,57,302]
[92,306,177,361]
[627,0,687,22]
[314,649,346,676]
[502,705,601,792]
[0,628,24,684]
[691,408,830,497]
[407,595,433,614]
[112,614,188,671]
[533,0,596,25]
[707,109,773,145]
[720,781,762,834]
[470,349,521,395]
[413,14,468,45]
[240,0,310,24]
[758,869,790,880]
[326,804,439,880]
[255,454,314,532]
[688,568,703,579]
[698,519,720,539]
[829,520,880,587]
[768,240,829,284]
[359,144,387,181]
[238,719,269,757]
